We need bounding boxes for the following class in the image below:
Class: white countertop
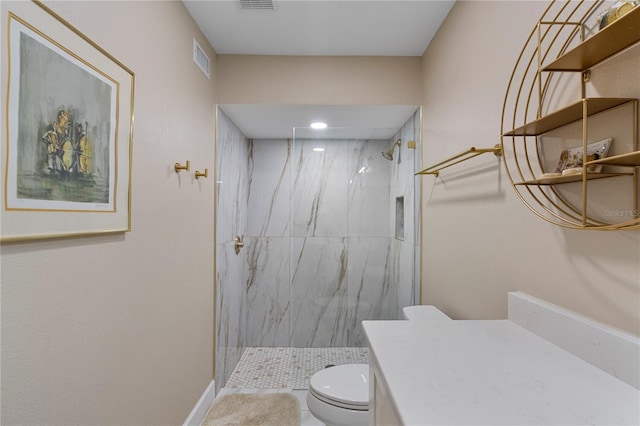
[363,320,640,425]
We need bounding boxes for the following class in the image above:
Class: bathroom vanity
[363,294,640,425]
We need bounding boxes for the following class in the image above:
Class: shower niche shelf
[501,1,640,230]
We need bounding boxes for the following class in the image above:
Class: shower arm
[415,144,502,177]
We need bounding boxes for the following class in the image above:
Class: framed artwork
[1,0,134,242]
[554,138,612,174]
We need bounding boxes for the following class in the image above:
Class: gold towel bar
[415,144,502,177]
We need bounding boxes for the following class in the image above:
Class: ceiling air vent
[238,0,275,10]
[193,39,210,79]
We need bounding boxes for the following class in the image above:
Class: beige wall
[1,1,216,424]
[2,0,638,424]
[217,55,422,105]
[420,0,640,336]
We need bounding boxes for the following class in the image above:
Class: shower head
[382,139,402,161]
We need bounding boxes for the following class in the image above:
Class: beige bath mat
[202,392,300,426]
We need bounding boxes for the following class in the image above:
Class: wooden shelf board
[503,98,635,136]
[543,6,640,72]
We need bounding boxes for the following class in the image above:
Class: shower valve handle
[234,235,244,255]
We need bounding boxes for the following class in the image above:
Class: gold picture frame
[1,0,134,242]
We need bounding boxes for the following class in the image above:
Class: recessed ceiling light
[313,147,325,152]
[310,122,327,129]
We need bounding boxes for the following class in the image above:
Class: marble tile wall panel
[291,140,348,237]
[394,239,417,314]
[216,109,249,389]
[411,115,422,246]
[346,237,393,346]
[388,109,420,312]
[347,139,391,237]
[289,237,349,347]
[414,241,421,304]
[247,139,291,237]
[244,236,290,347]
[216,109,249,244]
[216,240,247,392]
[389,110,420,246]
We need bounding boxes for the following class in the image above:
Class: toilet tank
[402,305,451,321]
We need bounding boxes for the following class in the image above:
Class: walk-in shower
[215,107,421,392]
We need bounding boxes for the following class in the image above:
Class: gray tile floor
[216,347,369,425]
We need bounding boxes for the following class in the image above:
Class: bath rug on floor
[202,392,300,426]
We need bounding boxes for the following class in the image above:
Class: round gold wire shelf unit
[500,0,640,230]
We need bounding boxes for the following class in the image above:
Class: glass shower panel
[289,119,420,348]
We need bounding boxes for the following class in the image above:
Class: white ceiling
[183,0,455,138]
[183,0,455,56]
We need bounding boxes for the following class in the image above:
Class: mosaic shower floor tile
[225,347,368,389]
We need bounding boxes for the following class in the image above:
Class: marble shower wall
[247,135,412,348]
[290,138,394,346]
[216,109,250,391]
[245,139,291,347]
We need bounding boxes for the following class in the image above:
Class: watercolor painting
[13,29,114,208]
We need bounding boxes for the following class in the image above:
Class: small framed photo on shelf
[554,138,612,174]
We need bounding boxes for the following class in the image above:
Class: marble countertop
[363,320,640,425]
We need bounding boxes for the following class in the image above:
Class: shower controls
[233,235,244,255]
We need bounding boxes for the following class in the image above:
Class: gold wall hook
[174,160,190,173]
[195,168,208,180]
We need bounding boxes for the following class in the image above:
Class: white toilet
[307,363,369,426]
[307,305,451,425]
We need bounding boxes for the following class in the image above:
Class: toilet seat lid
[309,363,369,407]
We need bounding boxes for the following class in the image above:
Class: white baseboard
[183,379,216,426]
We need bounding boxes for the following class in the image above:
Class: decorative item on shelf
[174,160,190,173]
[554,138,612,174]
[597,1,638,29]
[195,168,208,179]
[561,167,584,176]
[539,172,562,179]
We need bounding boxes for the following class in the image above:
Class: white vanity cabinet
[369,351,402,426]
